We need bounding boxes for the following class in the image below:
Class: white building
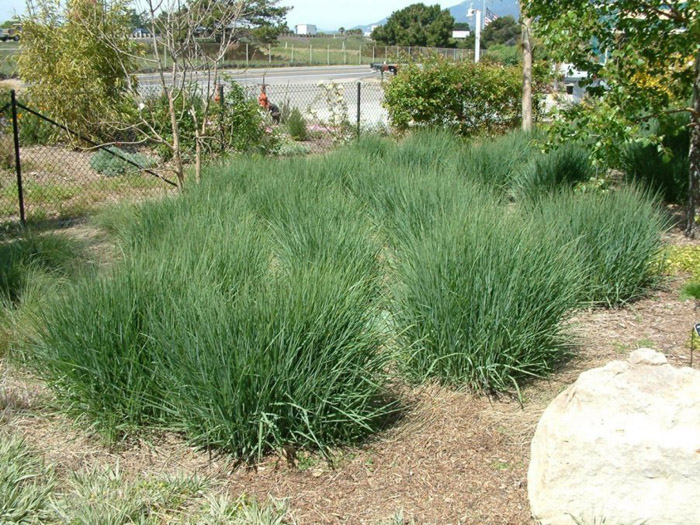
[295,24,318,36]
[366,24,381,37]
[452,30,470,39]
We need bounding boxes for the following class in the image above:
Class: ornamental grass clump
[31,164,395,460]
[528,187,670,306]
[511,144,595,201]
[392,183,583,392]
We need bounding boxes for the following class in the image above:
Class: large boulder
[528,349,700,525]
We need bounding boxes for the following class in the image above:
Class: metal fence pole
[246,43,249,67]
[269,44,272,63]
[356,81,361,139]
[309,44,313,64]
[327,45,330,65]
[359,44,362,65]
[291,45,294,64]
[10,90,25,225]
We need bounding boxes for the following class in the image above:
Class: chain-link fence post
[10,90,25,225]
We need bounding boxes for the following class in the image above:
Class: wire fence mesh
[0,94,175,231]
[132,39,475,69]
[0,79,390,229]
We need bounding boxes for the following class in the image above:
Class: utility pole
[468,8,482,63]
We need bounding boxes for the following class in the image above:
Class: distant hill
[351,0,520,33]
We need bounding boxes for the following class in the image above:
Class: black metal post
[10,90,25,225]
[356,81,361,139]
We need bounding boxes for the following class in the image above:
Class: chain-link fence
[137,78,391,153]
[244,80,389,152]
[0,91,176,231]
[134,39,474,69]
[0,79,390,229]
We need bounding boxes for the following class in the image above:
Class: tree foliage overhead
[524,0,700,232]
[525,0,697,161]
[371,3,455,47]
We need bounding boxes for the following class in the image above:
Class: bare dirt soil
[1,225,697,524]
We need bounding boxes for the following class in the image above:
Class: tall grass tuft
[0,232,84,304]
[621,115,690,204]
[529,187,670,306]
[32,164,395,459]
[512,144,595,201]
[457,130,537,191]
[392,186,583,391]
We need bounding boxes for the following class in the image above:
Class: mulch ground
[2,224,698,524]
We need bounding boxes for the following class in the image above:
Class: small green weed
[286,108,308,141]
[0,435,54,523]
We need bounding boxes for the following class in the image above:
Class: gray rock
[528,349,700,525]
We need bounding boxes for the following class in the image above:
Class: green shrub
[620,115,690,203]
[31,164,395,460]
[144,83,276,162]
[89,146,156,177]
[18,0,137,139]
[215,81,277,155]
[393,185,582,391]
[286,108,308,141]
[383,55,522,136]
[16,109,57,146]
[512,144,595,201]
[529,187,669,306]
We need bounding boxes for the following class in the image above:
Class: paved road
[137,65,380,88]
[137,65,390,126]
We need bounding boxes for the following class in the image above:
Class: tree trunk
[195,133,202,185]
[521,16,533,132]
[685,48,700,238]
[167,90,185,190]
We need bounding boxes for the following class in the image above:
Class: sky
[0,0,466,30]
[280,0,462,30]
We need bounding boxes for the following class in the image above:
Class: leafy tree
[453,22,470,31]
[250,23,287,44]
[371,3,454,48]
[482,15,519,48]
[18,0,137,138]
[126,8,146,30]
[524,0,700,234]
[345,28,364,36]
[174,0,288,42]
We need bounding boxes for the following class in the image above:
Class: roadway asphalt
[137,65,381,87]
